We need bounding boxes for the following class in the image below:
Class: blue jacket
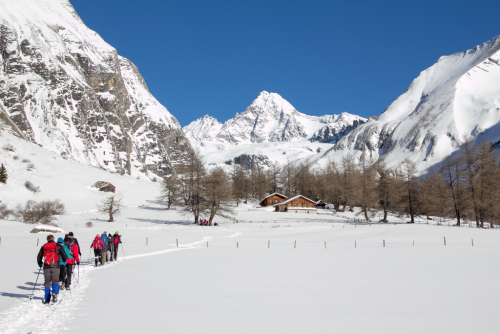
[100,234,108,247]
[57,242,73,265]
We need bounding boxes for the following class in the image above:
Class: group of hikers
[36,231,122,304]
[198,219,218,226]
[90,231,122,267]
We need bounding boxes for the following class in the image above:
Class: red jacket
[66,243,80,264]
[91,237,105,250]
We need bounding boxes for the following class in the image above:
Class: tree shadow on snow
[129,217,193,225]
[0,292,39,300]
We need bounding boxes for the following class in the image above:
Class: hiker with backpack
[90,235,105,267]
[113,231,121,261]
[56,237,72,290]
[37,235,68,304]
[107,233,114,262]
[64,236,79,288]
[100,232,108,265]
[68,232,81,257]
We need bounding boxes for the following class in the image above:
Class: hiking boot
[59,283,65,290]
[43,299,51,305]
[52,293,57,303]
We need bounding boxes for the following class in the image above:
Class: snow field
[1,132,499,333]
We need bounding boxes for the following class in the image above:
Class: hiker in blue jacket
[100,232,108,265]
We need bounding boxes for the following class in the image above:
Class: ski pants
[94,249,102,266]
[101,249,107,266]
[114,245,119,260]
[59,265,67,283]
[43,267,59,288]
[65,264,73,287]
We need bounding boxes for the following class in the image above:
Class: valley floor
[0,203,498,334]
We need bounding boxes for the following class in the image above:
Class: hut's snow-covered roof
[259,192,288,204]
[272,195,316,207]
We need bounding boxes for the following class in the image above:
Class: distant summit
[183,91,366,169]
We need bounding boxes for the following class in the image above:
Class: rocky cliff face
[0,0,191,177]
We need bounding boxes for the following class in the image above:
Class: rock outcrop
[0,0,191,177]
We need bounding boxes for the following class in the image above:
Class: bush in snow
[0,203,12,219]
[22,158,30,163]
[86,221,94,228]
[24,181,40,193]
[27,163,35,171]
[2,143,15,152]
[13,155,19,160]
[14,199,66,224]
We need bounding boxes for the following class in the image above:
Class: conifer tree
[0,163,7,184]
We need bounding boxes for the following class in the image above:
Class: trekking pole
[121,243,126,260]
[30,267,42,300]
[77,263,80,283]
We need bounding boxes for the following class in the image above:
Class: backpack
[64,240,75,257]
[43,242,59,265]
[114,235,119,245]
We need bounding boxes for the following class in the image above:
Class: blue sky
[72,0,500,126]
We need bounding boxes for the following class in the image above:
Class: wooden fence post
[355,240,356,248]
[324,241,326,249]
[37,238,39,246]
[268,240,270,248]
[146,238,148,245]
[237,242,238,248]
[444,237,446,246]
[383,240,385,247]
[472,238,473,246]
[294,240,296,249]
[176,239,178,247]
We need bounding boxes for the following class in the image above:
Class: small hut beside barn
[259,193,288,207]
[273,195,317,213]
[99,183,116,193]
[314,200,327,208]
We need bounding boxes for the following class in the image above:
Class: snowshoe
[52,293,57,303]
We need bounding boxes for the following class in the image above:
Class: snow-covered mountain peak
[183,92,366,169]
[319,34,500,172]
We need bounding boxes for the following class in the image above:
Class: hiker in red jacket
[113,231,122,261]
[64,236,79,287]
[37,235,67,304]
[90,235,105,267]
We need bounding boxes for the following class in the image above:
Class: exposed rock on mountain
[0,0,191,177]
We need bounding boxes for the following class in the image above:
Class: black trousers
[114,245,119,260]
[94,249,102,266]
[59,265,66,283]
[65,264,73,287]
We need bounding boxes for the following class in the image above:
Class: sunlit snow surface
[0,132,499,334]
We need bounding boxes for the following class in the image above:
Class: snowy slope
[1,130,499,334]
[184,91,366,169]
[0,0,191,178]
[314,35,500,171]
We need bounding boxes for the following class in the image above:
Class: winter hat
[65,234,69,239]
[57,237,64,243]
[47,235,54,241]
[95,234,100,239]
[103,231,107,235]
[68,232,74,236]
[115,231,119,235]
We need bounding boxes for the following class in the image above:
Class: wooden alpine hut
[99,183,116,193]
[273,195,317,213]
[259,193,288,207]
